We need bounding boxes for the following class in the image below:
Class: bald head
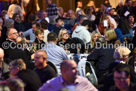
[0,48,4,62]
[61,60,77,71]
[61,59,78,84]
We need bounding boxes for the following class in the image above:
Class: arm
[87,49,100,61]
[23,29,31,37]
[84,30,91,43]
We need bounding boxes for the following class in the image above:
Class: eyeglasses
[62,32,69,36]
[34,56,46,60]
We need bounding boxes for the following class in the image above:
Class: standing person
[76,1,84,15]
[22,0,38,22]
[46,0,58,24]
[38,59,98,91]
[40,19,50,43]
[7,0,23,19]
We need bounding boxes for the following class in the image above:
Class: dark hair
[47,32,57,41]
[117,17,130,34]
[79,15,88,21]
[11,0,19,4]
[82,20,90,26]
[12,13,21,20]
[55,17,64,23]
[28,14,36,22]
[114,64,131,77]
[40,19,48,29]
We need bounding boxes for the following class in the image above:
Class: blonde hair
[9,59,26,70]
[113,46,131,59]
[105,29,117,41]
[58,28,68,41]
[91,32,100,48]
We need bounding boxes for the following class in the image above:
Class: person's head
[58,29,69,41]
[7,78,25,91]
[55,17,64,27]
[67,10,75,19]
[1,10,7,20]
[91,32,100,43]
[127,15,134,24]
[4,19,14,28]
[79,15,88,24]
[47,32,57,43]
[105,29,117,42]
[126,0,132,7]
[40,11,48,19]
[61,60,78,84]
[58,7,64,17]
[34,50,47,69]
[35,29,44,42]
[11,0,19,4]
[91,32,100,48]
[87,0,95,7]
[77,1,83,8]
[81,20,90,29]
[46,0,52,5]
[40,19,48,29]
[107,8,115,16]
[113,64,131,90]
[16,36,27,49]
[32,22,39,32]
[113,46,131,63]
[13,13,22,23]
[0,48,4,63]
[28,14,36,23]
[9,59,26,77]
[7,28,18,41]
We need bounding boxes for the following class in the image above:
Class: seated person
[115,17,133,43]
[9,59,42,91]
[42,32,68,74]
[57,28,85,53]
[29,29,45,54]
[53,17,65,36]
[72,20,91,44]
[109,64,136,91]
[34,50,57,84]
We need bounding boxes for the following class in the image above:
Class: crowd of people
[0,0,136,91]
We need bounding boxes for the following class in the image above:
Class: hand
[25,40,30,43]
[19,32,24,36]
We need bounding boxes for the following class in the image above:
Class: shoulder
[39,76,62,88]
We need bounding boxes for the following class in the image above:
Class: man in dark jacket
[34,50,57,84]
